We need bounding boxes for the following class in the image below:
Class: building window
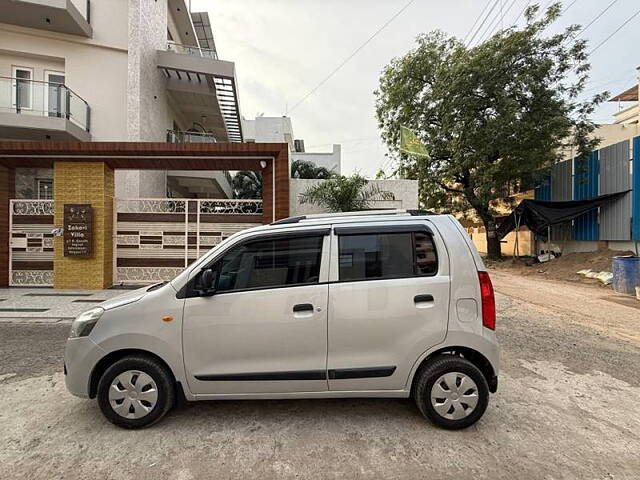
[37,179,53,200]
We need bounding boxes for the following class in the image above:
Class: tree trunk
[483,217,502,260]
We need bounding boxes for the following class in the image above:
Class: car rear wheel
[97,355,174,429]
[414,355,489,430]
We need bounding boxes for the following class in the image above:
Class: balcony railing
[0,76,90,132]
[167,129,217,143]
[166,41,218,60]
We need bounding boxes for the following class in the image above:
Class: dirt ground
[489,247,637,286]
[1,272,639,479]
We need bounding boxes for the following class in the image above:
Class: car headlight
[69,307,104,338]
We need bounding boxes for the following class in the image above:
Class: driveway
[1,272,639,479]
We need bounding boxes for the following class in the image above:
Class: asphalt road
[1,272,639,479]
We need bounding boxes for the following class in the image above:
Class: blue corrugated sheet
[573,151,599,241]
[534,175,552,201]
[633,137,640,241]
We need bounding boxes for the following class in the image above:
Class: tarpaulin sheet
[497,191,629,239]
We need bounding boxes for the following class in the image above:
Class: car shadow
[164,396,425,428]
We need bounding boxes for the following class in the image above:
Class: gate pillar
[53,162,114,289]
[0,166,15,288]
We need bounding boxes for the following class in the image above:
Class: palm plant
[226,171,262,199]
[291,159,336,179]
[299,174,394,212]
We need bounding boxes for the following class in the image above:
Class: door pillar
[53,162,114,289]
[0,166,15,288]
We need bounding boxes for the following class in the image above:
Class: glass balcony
[0,76,91,132]
[167,129,217,143]
[166,42,218,60]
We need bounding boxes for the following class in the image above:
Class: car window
[338,231,437,282]
[215,235,324,292]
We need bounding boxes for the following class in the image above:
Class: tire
[413,355,489,430]
[97,355,175,429]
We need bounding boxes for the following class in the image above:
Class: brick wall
[53,162,114,289]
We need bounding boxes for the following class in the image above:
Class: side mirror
[196,268,217,297]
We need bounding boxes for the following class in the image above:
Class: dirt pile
[489,248,637,285]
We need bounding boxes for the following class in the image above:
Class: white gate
[114,198,262,285]
[9,200,55,286]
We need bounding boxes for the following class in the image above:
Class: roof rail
[271,209,433,225]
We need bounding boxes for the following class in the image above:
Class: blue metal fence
[534,175,552,201]
[633,137,640,241]
[573,151,599,241]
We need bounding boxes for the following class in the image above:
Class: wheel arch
[88,349,186,402]
[409,346,497,395]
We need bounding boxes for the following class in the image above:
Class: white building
[242,115,342,175]
[0,0,240,198]
[241,115,417,214]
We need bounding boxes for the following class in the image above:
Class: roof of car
[246,210,441,233]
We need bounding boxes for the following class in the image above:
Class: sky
[190,0,639,177]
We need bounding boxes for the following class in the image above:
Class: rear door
[327,222,450,391]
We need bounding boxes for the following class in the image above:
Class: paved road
[1,273,639,479]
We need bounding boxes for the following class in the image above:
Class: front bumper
[64,336,106,398]
[489,375,498,393]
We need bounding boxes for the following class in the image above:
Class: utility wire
[466,0,501,46]
[287,0,417,114]
[476,0,520,44]
[561,0,580,15]
[463,0,493,44]
[471,0,507,46]
[571,0,619,42]
[513,0,532,26]
[589,7,640,54]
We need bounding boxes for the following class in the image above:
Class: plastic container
[611,256,640,295]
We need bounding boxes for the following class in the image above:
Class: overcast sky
[191,0,639,177]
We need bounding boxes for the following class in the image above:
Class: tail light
[478,271,496,330]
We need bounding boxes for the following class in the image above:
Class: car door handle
[293,303,314,313]
[414,294,434,303]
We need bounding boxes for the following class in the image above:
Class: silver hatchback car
[65,210,499,430]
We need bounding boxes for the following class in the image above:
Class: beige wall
[468,226,535,257]
[0,17,129,140]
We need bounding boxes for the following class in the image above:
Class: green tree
[374,3,605,259]
[299,174,394,212]
[291,159,336,179]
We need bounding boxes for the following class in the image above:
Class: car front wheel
[96,355,175,429]
[414,355,490,430]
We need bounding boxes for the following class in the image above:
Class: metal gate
[9,200,55,286]
[114,198,262,285]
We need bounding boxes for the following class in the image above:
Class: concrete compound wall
[291,145,341,175]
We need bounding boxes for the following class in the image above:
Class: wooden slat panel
[12,261,53,270]
[117,258,186,267]
[199,214,262,223]
[12,215,55,224]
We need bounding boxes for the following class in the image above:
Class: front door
[182,231,330,395]
[327,223,450,391]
